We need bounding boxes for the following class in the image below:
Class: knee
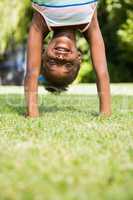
[90,11,99,29]
[31,11,45,33]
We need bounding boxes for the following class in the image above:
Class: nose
[55,52,65,60]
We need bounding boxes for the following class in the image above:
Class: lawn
[0,92,133,200]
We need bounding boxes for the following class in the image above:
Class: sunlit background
[0,0,133,85]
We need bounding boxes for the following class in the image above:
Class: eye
[48,59,56,65]
[65,62,73,68]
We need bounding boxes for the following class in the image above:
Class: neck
[53,29,76,42]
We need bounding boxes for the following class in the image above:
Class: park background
[0,0,133,84]
[0,1,133,200]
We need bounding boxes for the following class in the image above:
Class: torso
[32,0,98,31]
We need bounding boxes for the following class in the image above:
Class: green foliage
[118,10,133,62]
[0,0,32,53]
[76,36,93,83]
[0,0,20,52]
[98,0,133,82]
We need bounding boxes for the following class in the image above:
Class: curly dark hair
[40,62,80,93]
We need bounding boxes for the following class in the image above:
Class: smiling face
[42,33,81,87]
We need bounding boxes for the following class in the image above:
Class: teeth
[55,47,69,52]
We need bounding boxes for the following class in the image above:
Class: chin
[53,37,73,49]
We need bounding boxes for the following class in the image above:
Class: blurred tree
[0,0,32,54]
[98,0,133,82]
[73,0,133,83]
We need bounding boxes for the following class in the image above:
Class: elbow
[25,69,39,80]
[24,70,39,88]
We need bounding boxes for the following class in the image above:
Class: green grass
[0,93,133,200]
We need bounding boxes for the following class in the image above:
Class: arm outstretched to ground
[84,11,112,116]
[24,12,49,118]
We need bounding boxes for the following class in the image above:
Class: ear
[42,47,45,62]
[78,51,82,64]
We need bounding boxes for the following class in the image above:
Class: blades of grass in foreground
[0,94,133,200]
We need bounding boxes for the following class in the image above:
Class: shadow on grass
[0,95,98,117]
[40,105,98,116]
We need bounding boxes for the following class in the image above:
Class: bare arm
[24,12,49,117]
[84,11,111,116]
